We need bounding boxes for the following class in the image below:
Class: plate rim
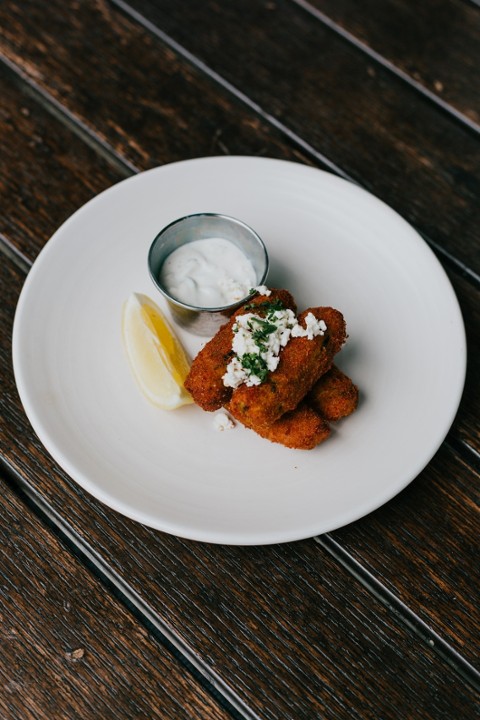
[12,156,467,544]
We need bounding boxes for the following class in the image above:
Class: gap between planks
[2,33,479,494]
[2,10,478,698]
[315,534,480,693]
[0,458,261,720]
[110,0,480,137]
[1,453,479,703]
[4,214,478,692]
[1,54,137,179]
[289,0,480,136]
[1,50,479,289]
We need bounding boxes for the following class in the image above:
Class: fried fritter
[185,288,355,450]
[184,289,296,411]
[247,402,331,449]
[307,365,359,421]
[238,364,358,449]
[226,306,346,430]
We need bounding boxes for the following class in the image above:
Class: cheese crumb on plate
[213,411,236,432]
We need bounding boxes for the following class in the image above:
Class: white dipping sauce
[160,237,257,308]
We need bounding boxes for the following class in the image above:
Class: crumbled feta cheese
[213,411,235,431]
[254,285,271,296]
[223,356,254,388]
[291,312,327,340]
[222,304,327,389]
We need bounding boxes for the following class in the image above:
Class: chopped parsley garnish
[244,298,285,318]
[240,353,270,383]
[222,292,326,390]
[247,317,278,350]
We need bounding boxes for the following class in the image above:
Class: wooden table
[1,1,479,718]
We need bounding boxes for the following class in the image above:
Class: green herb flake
[244,298,285,316]
[251,319,277,347]
[240,353,270,383]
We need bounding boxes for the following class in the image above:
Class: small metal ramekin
[148,213,269,336]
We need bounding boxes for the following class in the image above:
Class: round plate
[12,157,466,544]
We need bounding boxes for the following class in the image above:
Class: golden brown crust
[226,306,346,430]
[246,402,331,449]
[184,289,296,411]
[185,288,356,450]
[307,365,359,422]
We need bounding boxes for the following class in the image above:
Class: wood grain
[116,0,480,275]
[0,63,306,262]
[0,2,478,654]
[1,1,480,717]
[0,475,230,720]
[2,257,479,717]
[0,0,311,181]
[1,11,479,457]
[0,66,123,261]
[449,269,480,452]
[331,442,480,657]
[299,0,480,124]
[0,0,478,277]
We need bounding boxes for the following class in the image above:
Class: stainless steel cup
[148,213,269,336]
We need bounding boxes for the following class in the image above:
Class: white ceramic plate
[12,157,466,544]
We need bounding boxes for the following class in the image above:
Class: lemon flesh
[122,293,193,410]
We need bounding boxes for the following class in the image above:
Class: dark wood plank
[1,8,479,457]
[0,67,123,261]
[0,63,306,262]
[1,2,479,715]
[299,0,480,124]
[117,0,480,275]
[450,269,480,452]
[1,257,479,718]
[0,0,310,183]
[1,0,479,276]
[331,442,480,658]
[0,476,231,720]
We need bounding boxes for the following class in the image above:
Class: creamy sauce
[159,237,257,308]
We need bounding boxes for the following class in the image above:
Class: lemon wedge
[122,293,193,409]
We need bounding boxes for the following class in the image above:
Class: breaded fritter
[237,364,358,449]
[246,402,331,449]
[185,288,356,450]
[226,307,346,430]
[184,289,296,411]
[307,365,359,421]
